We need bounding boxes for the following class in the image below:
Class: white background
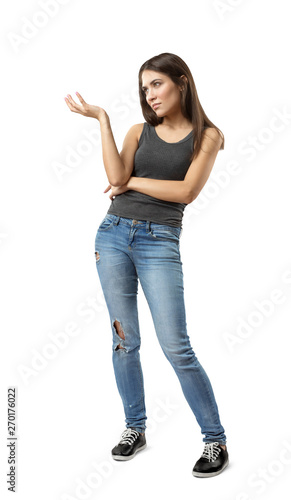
[1,0,291,499]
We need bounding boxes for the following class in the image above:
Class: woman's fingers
[65,94,80,112]
[65,94,85,114]
[66,94,76,105]
[65,92,106,120]
[103,184,114,199]
[75,91,86,104]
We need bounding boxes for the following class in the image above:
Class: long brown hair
[138,52,224,162]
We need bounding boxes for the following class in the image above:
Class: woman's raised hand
[64,92,107,122]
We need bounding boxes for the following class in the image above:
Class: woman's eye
[143,82,161,94]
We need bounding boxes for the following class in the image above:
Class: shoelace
[119,429,140,445]
[201,442,221,462]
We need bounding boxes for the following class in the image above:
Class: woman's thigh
[132,223,191,355]
[94,216,141,351]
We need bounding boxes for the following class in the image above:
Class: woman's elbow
[109,174,128,187]
[184,186,196,204]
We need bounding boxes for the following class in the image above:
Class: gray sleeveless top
[106,121,197,228]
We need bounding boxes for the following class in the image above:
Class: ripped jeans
[94,214,227,444]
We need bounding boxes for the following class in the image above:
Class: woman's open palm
[64,92,106,121]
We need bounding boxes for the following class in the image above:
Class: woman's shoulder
[202,126,223,150]
[123,122,146,145]
[132,122,147,143]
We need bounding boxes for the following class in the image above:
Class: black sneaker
[192,442,229,477]
[111,428,147,461]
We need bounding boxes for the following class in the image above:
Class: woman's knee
[112,318,140,353]
[113,320,125,349]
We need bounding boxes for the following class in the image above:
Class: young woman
[65,52,229,478]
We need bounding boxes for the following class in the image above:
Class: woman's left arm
[105,128,223,204]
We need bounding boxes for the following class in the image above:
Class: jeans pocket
[98,215,115,231]
[149,224,181,243]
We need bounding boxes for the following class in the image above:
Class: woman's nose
[147,89,156,101]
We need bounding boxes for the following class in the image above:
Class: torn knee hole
[113,319,125,349]
[114,320,125,340]
[95,251,100,262]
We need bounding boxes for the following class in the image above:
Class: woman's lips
[153,103,161,109]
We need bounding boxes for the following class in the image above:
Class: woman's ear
[179,74,188,91]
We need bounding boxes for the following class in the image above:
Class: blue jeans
[94,214,227,444]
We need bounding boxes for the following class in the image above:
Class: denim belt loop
[146,220,151,233]
[114,216,120,226]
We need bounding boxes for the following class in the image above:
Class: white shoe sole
[192,458,229,477]
[111,443,147,461]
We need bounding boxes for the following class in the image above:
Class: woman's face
[141,70,182,116]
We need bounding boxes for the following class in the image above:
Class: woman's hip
[95,214,182,259]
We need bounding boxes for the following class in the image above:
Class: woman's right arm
[99,115,140,186]
[65,91,139,186]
